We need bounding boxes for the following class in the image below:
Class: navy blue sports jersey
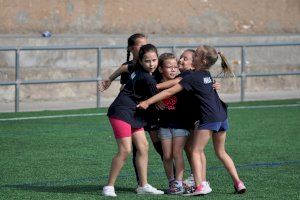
[120,61,135,85]
[108,68,158,128]
[179,70,227,124]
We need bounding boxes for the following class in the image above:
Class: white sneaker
[136,183,164,195]
[102,186,117,197]
[201,181,212,194]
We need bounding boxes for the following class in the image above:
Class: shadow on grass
[3,184,134,195]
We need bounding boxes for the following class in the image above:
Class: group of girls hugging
[99,33,246,197]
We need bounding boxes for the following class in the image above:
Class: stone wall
[0,0,300,35]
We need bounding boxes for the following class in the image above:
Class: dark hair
[126,33,146,62]
[193,45,233,77]
[134,44,158,71]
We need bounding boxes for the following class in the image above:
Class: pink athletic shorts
[109,117,144,139]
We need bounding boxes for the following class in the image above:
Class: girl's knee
[191,146,205,154]
[215,149,227,159]
[173,149,183,159]
[137,142,149,154]
[163,153,173,162]
[119,147,131,158]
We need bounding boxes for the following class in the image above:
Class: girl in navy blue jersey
[102,44,164,197]
[160,49,214,194]
[99,33,164,186]
[137,45,246,196]
[99,33,147,91]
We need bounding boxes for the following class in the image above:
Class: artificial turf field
[0,99,299,200]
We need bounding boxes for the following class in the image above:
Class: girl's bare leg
[132,130,149,187]
[200,151,207,182]
[172,136,187,181]
[212,131,241,183]
[184,134,193,170]
[161,139,174,180]
[107,137,132,186]
[190,130,212,187]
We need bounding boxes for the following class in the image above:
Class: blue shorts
[158,128,190,140]
[195,119,229,133]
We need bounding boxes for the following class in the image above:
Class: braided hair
[126,33,146,62]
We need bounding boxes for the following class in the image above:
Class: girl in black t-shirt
[98,33,164,187]
[102,44,164,197]
[99,33,147,91]
[159,49,215,194]
[156,53,190,194]
[137,45,246,196]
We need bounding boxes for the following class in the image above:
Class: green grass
[0,99,299,199]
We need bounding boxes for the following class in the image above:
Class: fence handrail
[0,41,300,112]
[0,41,300,51]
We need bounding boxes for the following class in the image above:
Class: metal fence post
[240,46,246,102]
[15,49,20,112]
[172,46,176,56]
[96,47,102,108]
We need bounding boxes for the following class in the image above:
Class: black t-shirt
[107,68,158,128]
[120,61,135,85]
[158,70,194,129]
[180,70,227,124]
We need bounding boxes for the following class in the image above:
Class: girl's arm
[137,83,184,110]
[98,64,129,91]
[156,77,182,90]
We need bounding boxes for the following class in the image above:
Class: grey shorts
[158,128,190,140]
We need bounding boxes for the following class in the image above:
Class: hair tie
[217,51,222,55]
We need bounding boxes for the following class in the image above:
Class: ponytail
[218,51,235,77]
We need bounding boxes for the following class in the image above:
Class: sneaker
[201,181,212,194]
[234,181,246,194]
[168,181,184,195]
[183,174,195,187]
[102,186,117,197]
[136,183,164,195]
[183,185,205,196]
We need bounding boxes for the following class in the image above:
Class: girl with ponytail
[137,45,246,196]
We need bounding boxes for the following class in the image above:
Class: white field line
[0,104,299,122]
[229,103,300,110]
[0,113,106,121]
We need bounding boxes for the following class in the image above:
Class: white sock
[201,181,207,185]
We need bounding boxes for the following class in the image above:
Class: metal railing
[0,42,300,112]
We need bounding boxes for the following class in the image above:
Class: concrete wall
[0,0,300,112]
[1,0,300,35]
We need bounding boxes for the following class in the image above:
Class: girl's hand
[98,80,111,92]
[212,81,221,90]
[137,101,149,110]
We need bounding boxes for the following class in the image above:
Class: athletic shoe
[136,183,164,195]
[234,181,246,194]
[201,181,212,194]
[183,174,195,187]
[168,181,184,195]
[183,183,195,195]
[183,185,205,196]
[102,186,117,197]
